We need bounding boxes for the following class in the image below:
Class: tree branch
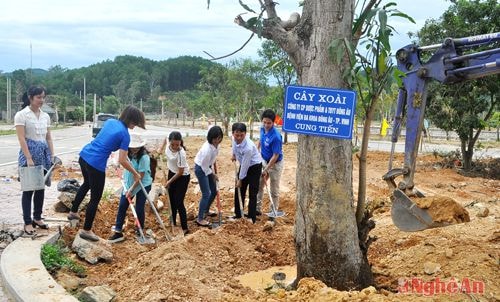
[203,32,256,61]
[263,0,278,19]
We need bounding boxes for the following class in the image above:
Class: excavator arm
[383,32,500,231]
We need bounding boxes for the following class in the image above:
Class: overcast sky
[0,0,453,73]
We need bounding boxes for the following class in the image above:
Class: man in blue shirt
[256,109,283,216]
[231,122,262,223]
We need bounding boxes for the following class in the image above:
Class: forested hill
[3,55,218,98]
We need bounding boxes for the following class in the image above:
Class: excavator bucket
[391,189,442,232]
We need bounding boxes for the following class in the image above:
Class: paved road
[0,124,210,167]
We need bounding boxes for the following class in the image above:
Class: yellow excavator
[383,32,500,231]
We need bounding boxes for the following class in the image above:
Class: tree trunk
[461,138,476,171]
[355,107,375,225]
[292,0,373,290]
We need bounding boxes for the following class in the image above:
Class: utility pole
[83,77,86,124]
[93,94,97,124]
[6,77,12,122]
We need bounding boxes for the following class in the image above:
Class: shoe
[196,220,211,227]
[108,232,125,243]
[205,211,217,217]
[67,212,80,220]
[183,229,190,236]
[23,225,36,236]
[227,215,241,222]
[32,220,49,229]
[79,230,99,242]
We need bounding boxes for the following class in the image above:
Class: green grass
[41,241,86,277]
[0,124,69,136]
[102,187,116,202]
[0,129,16,136]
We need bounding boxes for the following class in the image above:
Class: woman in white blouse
[193,126,223,227]
[14,85,54,236]
[163,131,191,235]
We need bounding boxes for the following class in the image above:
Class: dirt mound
[414,196,470,224]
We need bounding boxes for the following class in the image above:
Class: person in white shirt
[164,131,191,235]
[193,126,223,227]
[230,122,262,223]
[14,85,54,236]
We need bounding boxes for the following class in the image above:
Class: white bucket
[19,165,45,191]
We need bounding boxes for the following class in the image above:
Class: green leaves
[239,0,257,13]
[41,242,85,276]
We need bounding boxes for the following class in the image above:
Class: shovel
[234,162,245,218]
[121,181,155,245]
[138,180,176,241]
[263,179,285,220]
[391,189,446,232]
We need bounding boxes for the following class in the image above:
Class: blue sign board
[283,85,356,139]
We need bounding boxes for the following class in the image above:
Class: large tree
[417,0,500,170]
[232,0,373,289]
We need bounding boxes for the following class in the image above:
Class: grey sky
[0,0,452,73]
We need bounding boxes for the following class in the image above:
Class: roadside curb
[0,229,78,302]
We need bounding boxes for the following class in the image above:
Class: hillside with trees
[0,53,290,125]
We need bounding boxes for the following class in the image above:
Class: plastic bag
[19,165,45,191]
[57,178,81,193]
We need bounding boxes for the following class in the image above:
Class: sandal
[23,225,36,236]
[196,220,211,227]
[32,220,49,229]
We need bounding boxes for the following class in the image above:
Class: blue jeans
[114,185,151,231]
[194,164,216,221]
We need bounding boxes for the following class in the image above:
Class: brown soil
[55,136,499,301]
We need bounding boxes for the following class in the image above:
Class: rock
[445,248,453,258]
[72,232,113,264]
[53,201,70,213]
[57,191,89,211]
[475,205,489,217]
[487,231,500,243]
[79,285,116,302]
[56,272,82,291]
[262,221,275,231]
[423,262,441,275]
[362,286,377,295]
[58,192,76,208]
